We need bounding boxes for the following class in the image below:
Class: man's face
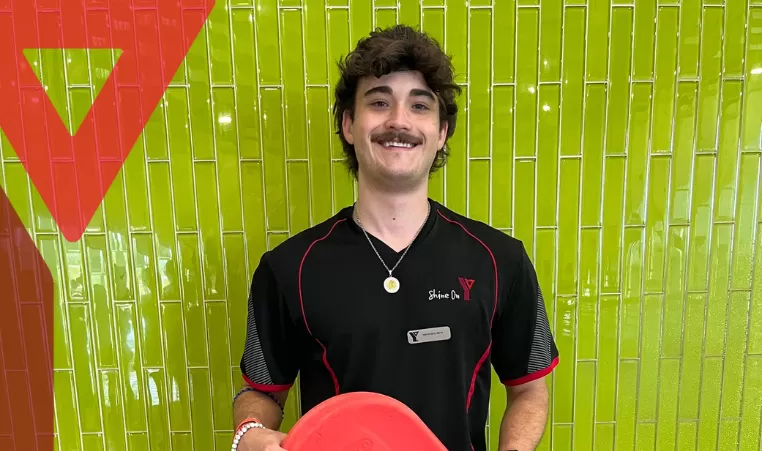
[342,70,448,189]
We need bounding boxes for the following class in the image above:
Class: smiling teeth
[383,141,415,148]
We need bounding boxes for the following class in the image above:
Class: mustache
[371,131,423,145]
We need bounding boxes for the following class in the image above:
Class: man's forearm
[497,387,549,451]
[233,390,285,431]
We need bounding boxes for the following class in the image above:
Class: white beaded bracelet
[231,421,266,450]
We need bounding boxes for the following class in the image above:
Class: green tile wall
[0,0,761,450]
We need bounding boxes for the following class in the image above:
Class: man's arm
[233,380,290,430]
[496,379,549,451]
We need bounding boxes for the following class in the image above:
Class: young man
[232,25,559,451]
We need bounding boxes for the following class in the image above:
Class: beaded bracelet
[231,418,266,451]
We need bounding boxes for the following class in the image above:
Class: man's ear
[437,121,448,150]
[342,109,355,145]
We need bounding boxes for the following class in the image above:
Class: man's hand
[236,427,289,451]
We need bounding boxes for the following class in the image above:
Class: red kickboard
[282,392,447,451]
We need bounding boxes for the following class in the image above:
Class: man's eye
[370,100,388,108]
[413,103,430,110]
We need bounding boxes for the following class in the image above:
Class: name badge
[407,326,451,344]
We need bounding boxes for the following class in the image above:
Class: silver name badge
[407,326,451,344]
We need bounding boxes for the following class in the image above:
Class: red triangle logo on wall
[0,0,215,242]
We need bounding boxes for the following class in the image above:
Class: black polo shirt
[240,199,559,451]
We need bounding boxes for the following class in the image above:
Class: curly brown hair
[332,25,462,178]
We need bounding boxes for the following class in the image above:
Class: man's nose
[385,104,412,130]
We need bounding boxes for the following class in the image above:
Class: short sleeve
[240,252,300,392]
[491,243,559,386]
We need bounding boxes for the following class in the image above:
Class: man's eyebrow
[410,89,436,101]
[363,86,393,97]
[363,86,436,102]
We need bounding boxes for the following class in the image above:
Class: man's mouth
[372,132,423,150]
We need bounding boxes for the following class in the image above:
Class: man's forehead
[360,70,433,92]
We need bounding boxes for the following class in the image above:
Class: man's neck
[353,179,431,253]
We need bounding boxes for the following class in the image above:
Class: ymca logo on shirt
[428,277,475,301]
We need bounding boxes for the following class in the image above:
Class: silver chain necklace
[354,202,431,294]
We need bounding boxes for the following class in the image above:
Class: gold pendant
[384,276,400,294]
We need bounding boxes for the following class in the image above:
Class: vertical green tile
[39,236,71,370]
[615,361,638,449]
[644,156,670,293]
[144,369,170,451]
[670,82,698,224]
[557,159,579,294]
[572,362,595,451]
[54,371,82,451]
[103,176,134,301]
[307,87,333,223]
[715,81,743,221]
[328,7,351,114]
[143,97,169,161]
[741,8,762,150]
[127,433,149,451]
[606,8,633,156]
[696,7,723,150]
[81,434,104,451]
[553,295,576,423]
[687,154,714,292]
[206,302,234,430]
[624,83,652,226]
[581,84,606,226]
[171,433,193,450]
[723,0,747,77]
[31,180,57,233]
[130,233,163,367]
[256,0,282,85]
[601,157,625,292]
[68,304,102,433]
[513,160,536,252]
[656,358,680,449]
[100,370,127,451]
[595,424,615,450]
[553,424,572,450]
[632,0,657,80]
[189,368,215,450]
[678,294,706,420]
[663,227,687,357]
[678,0,701,78]
[147,163,180,301]
[115,303,147,431]
[224,233,249,363]
[705,224,732,356]
[123,139,151,232]
[536,229,557,320]
[177,234,208,366]
[213,88,244,232]
[652,7,679,153]
[635,423,656,450]
[63,240,87,301]
[560,7,586,156]
[282,9,309,160]
[677,421,697,450]
[536,85,560,228]
[752,228,762,355]
[539,0,562,82]
[718,420,740,450]
[578,229,599,360]
[468,160,490,224]
[241,161,267,270]
[515,8,539,157]
[621,228,644,359]
[207,0,233,85]
[166,87,197,232]
[195,163,225,300]
[288,161,311,232]
[638,294,662,421]
[446,85,468,215]
[260,88,289,231]
[731,154,759,289]
[85,235,116,367]
[399,0,420,29]
[4,163,31,231]
[491,86,514,230]
[231,9,262,160]
[596,295,619,422]
[422,6,445,45]
[160,303,191,431]
[739,356,762,449]
[493,0,515,83]
[305,1,328,85]
[697,358,722,450]
[445,0,467,84]
[586,0,610,81]
[469,8,491,159]
[350,0,372,45]
[720,291,750,418]
[332,161,355,213]
[375,7,397,28]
